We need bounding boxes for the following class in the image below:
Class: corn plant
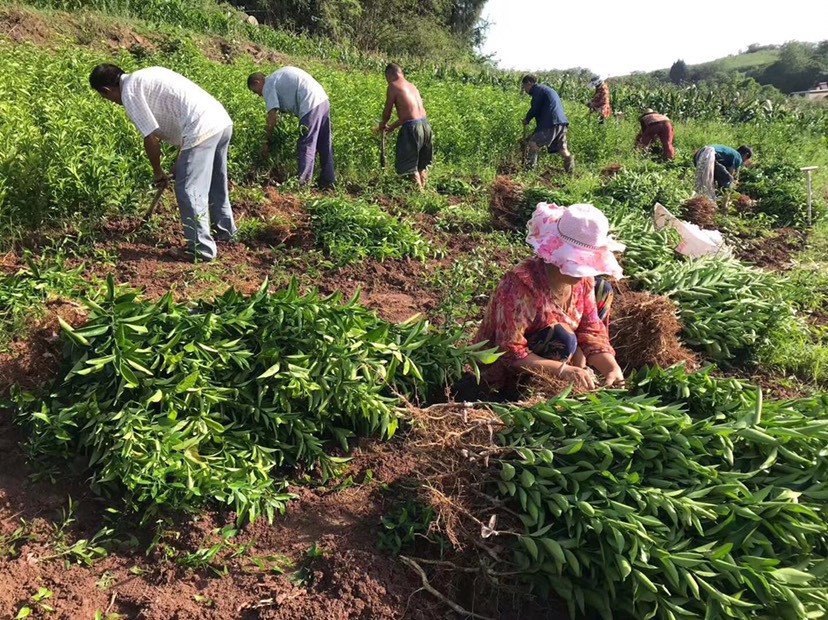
[17,277,494,523]
[490,365,828,620]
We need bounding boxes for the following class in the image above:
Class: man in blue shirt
[521,75,574,174]
[694,144,753,189]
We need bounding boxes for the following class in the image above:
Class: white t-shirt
[263,67,328,119]
[120,67,232,150]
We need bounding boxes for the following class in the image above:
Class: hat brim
[526,203,625,279]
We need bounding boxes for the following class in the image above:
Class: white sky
[479,0,828,77]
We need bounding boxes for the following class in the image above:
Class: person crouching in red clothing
[635,109,675,161]
[474,202,626,392]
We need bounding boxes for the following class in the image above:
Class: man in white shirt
[89,64,237,262]
[247,67,335,189]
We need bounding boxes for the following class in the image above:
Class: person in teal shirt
[694,144,753,189]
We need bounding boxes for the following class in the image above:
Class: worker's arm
[143,133,166,187]
[513,353,596,389]
[524,91,540,125]
[379,86,395,131]
[262,108,280,159]
[587,352,625,387]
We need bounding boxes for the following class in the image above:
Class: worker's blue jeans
[174,125,237,261]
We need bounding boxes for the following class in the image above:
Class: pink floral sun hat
[526,202,625,279]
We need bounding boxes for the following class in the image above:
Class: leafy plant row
[16,277,493,523]
[307,197,432,265]
[491,365,828,620]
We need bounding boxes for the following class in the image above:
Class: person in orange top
[635,108,675,161]
[475,202,625,391]
[588,76,611,123]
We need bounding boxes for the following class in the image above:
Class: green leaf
[520,536,539,562]
[771,568,814,585]
[257,363,281,380]
[501,463,516,481]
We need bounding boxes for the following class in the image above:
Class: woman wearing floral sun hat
[475,202,625,390]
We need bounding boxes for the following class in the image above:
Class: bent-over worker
[89,64,236,262]
[521,75,574,174]
[635,109,675,161]
[379,64,433,189]
[247,67,335,189]
[694,144,753,191]
[588,76,611,123]
[475,202,625,391]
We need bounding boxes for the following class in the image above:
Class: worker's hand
[153,171,170,189]
[602,367,626,388]
[559,365,596,390]
[374,124,386,135]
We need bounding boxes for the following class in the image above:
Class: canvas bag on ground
[653,202,730,258]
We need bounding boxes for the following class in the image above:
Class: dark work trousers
[297,100,335,187]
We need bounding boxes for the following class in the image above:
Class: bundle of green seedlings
[597,165,692,214]
[489,365,828,620]
[306,197,432,265]
[16,277,493,523]
[635,256,792,362]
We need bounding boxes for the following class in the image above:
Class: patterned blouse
[591,83,612,119]
[474,257,614,386]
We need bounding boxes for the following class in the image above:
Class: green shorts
[396,118,433,175]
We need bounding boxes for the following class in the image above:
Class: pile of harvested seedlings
[610,290,696,372]
[396,366,828,620]
[681,196,718,229]
[489,176,525,230]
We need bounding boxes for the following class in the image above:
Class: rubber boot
[526,149,538,171]
[564,154,575,175]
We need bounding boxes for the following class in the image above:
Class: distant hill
[693,48,780,75]
[639,42,827,94]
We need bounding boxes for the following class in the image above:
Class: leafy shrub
[18,278,492,523]
[738,161,819,226]
[307,197,431,264]
[492,365,828,620]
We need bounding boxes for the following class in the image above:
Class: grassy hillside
[707,48,781,72]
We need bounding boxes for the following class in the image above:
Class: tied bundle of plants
[488,365,828,620]
[598,165,690,213]
[634,256,792,362]
[306,197,431,265]
[16,277,494,523]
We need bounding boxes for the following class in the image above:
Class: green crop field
[1,1,828,618]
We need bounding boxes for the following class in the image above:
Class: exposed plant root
[489,176,525,230]
[681,196,718,229]
[610,291,696,373]
[399,556,496,620]
[601,163,624,178]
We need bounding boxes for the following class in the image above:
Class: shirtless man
[379,64,433,189]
